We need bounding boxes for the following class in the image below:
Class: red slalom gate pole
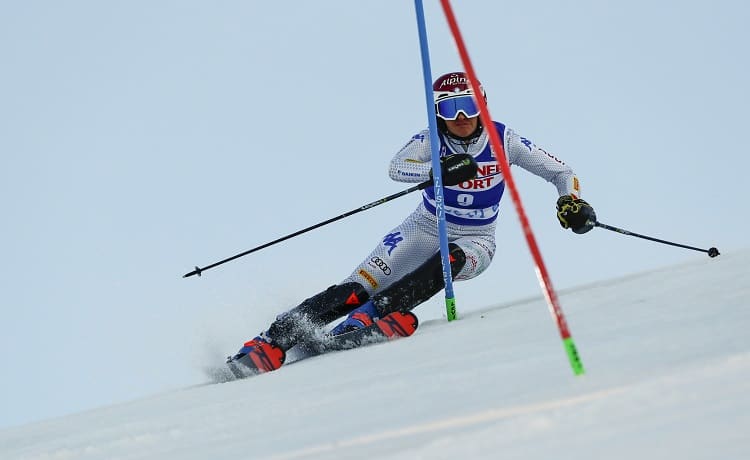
[439,0,584,375]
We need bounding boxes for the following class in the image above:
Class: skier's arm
[506,129,596,233]
[505,130,581,198]
[388,130,433,183]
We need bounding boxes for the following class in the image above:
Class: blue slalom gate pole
[413,0,458,321]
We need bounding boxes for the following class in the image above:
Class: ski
[212,311,418,382]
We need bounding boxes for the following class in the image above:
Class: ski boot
[226,333,286,378]
[330,301,378,336]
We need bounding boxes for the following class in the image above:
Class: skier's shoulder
[411,127,431,141]
[396,128,431,153]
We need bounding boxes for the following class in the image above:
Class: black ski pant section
[371,243,466,317]
[266,281,370,350]
[266,244,465,351]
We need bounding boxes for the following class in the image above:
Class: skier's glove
[429,153,478,186]
[556,195,596,234]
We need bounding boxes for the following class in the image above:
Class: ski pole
[593,220,720,258]
[183,179,434,278]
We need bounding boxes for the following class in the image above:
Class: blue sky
[1,1,747,428]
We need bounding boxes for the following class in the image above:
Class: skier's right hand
[430,153,478,186]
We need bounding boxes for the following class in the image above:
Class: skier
[228,71,596,374]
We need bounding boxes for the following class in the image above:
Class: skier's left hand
[556,195,596,234]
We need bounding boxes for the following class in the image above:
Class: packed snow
[1,249,748,459]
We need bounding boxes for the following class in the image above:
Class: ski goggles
[435,95,480,120]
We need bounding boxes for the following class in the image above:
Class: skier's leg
[226,281,371,373]
[330,243,466,335]
[264,281,370,350]
[371,242,467,316]
[330,233,495,334]
[228,211,493,372]
[266,207,440,348]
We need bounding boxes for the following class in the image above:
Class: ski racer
[228,71,596,374]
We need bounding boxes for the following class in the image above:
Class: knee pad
[447,243,467,277]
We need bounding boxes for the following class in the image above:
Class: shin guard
[266,281,370,350]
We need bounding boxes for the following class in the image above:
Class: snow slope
[1,250,748,460]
